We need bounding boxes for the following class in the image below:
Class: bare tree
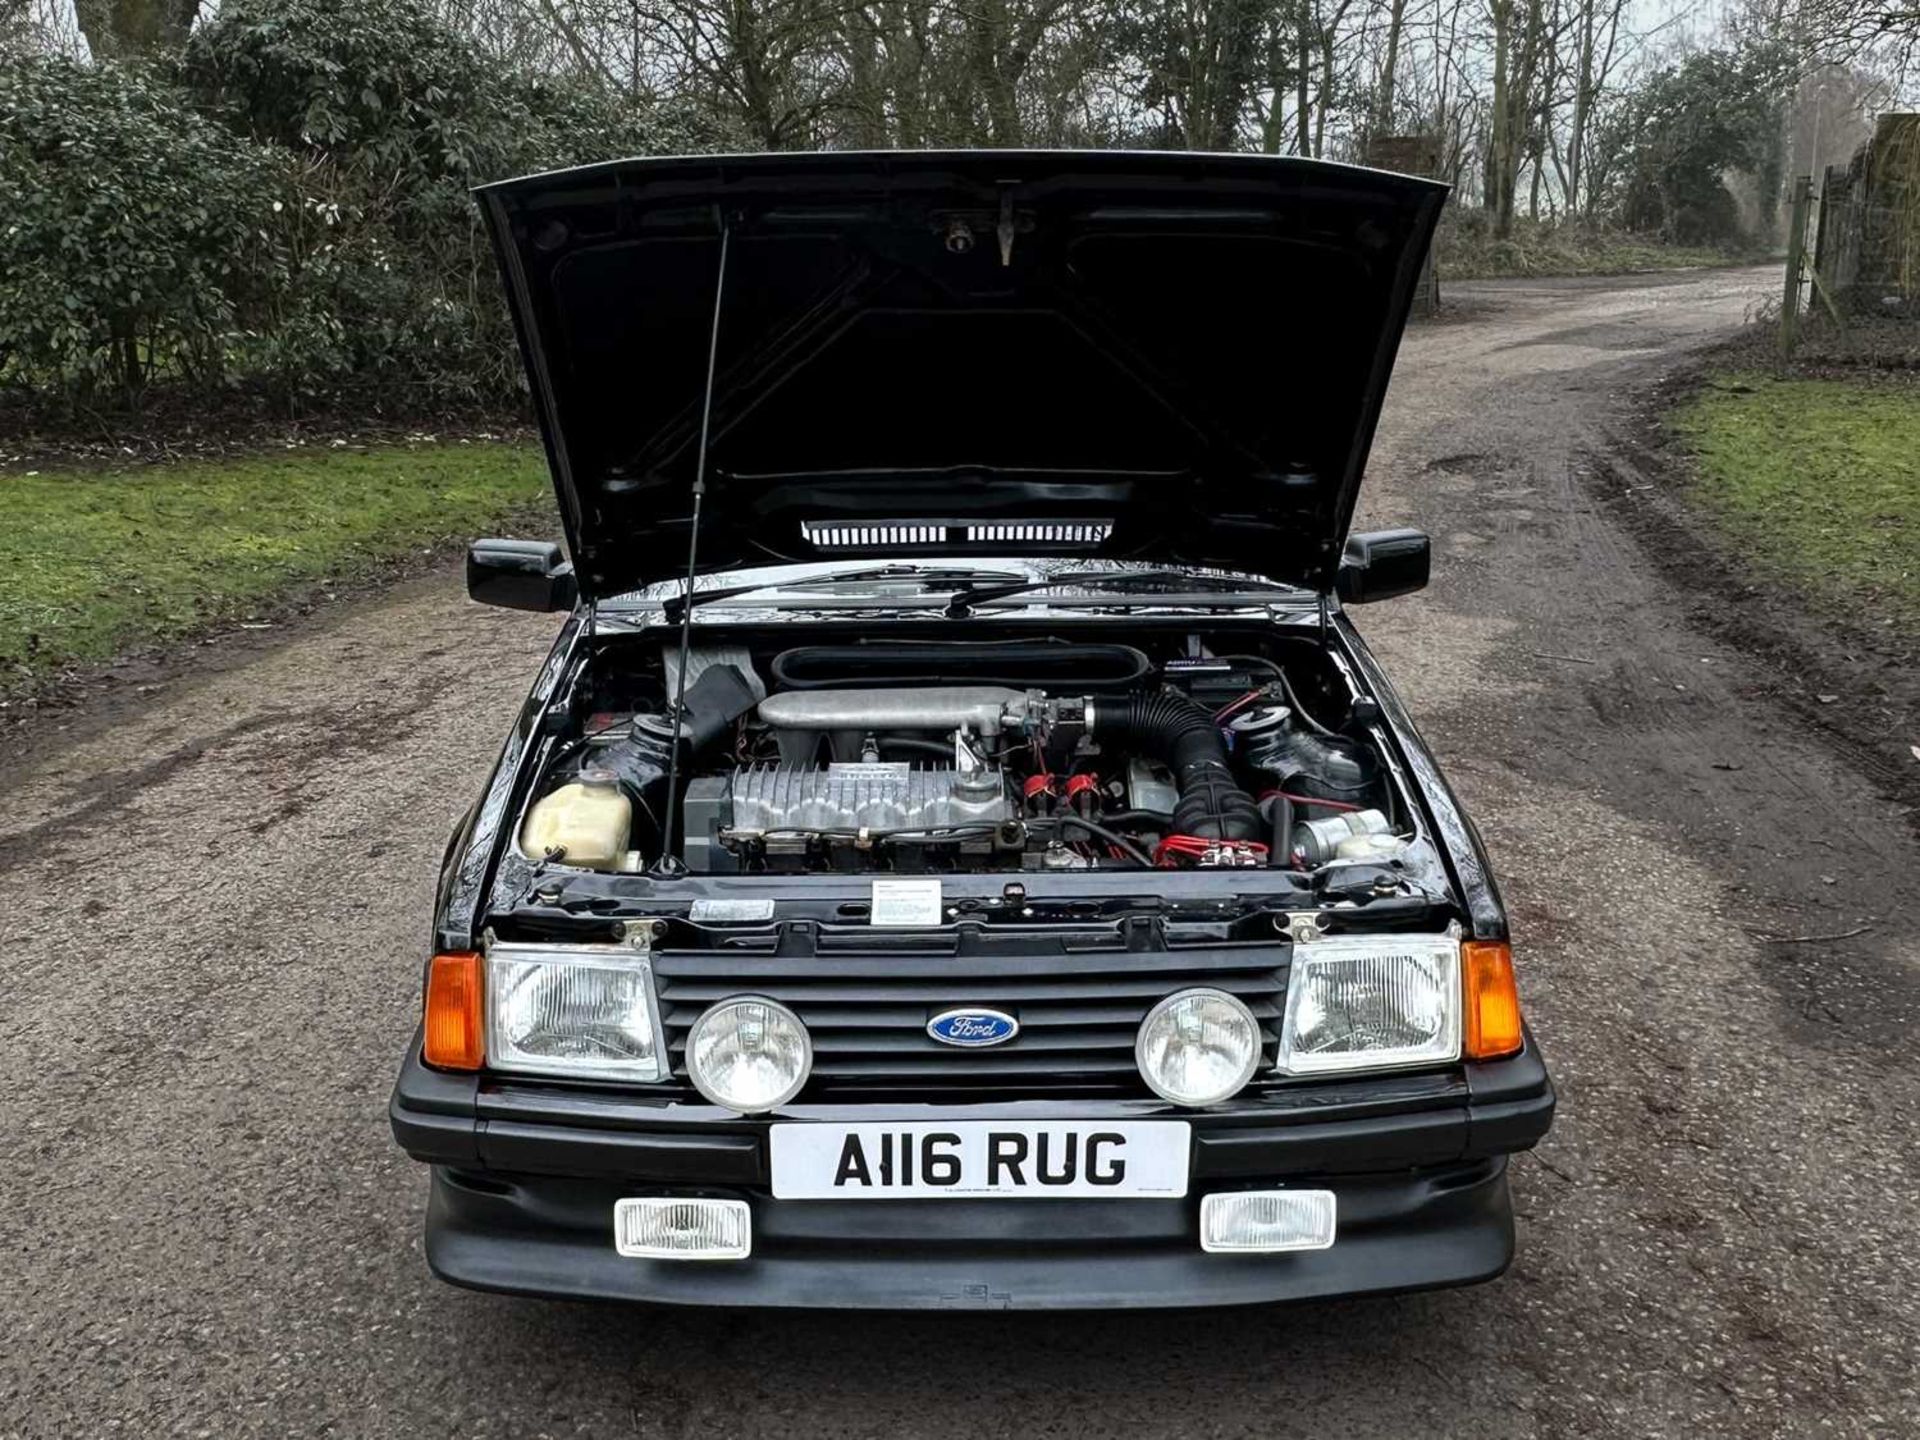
[1559,0,1629,215]
[1373,0,1410,132]
[1788,0,1920,69]
[363,0,1857,236]
[627,0,850,146]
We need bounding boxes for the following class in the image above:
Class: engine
[684,761,1015,870]
[519,644,1404,876]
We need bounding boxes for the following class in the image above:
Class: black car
[389,150,1554,1309]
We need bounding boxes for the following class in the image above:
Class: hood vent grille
[802,519,1113,551]
[967,522,1112,545]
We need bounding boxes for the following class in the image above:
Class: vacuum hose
[1090,693,1264,843]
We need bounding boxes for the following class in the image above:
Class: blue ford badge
[927,1009,1019,1047]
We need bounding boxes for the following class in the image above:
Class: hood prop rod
[652,213,731,878]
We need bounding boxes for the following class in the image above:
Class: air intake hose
[1091,693,1264,842]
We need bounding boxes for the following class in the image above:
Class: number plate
[769,1121,1190,1200]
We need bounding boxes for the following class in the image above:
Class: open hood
[479,151,1446,601]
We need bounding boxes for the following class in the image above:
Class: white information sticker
[688,898,776,923]
[869,878,943,927]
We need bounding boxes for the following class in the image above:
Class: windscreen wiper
[660,566,1025,624]
[942,569,1298,618]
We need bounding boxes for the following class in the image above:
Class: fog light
[1199,1190,1337,1253]
[613,1197,751,1260]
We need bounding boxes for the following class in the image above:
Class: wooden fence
[1812,164,1865,300]
[1812,112,1919,313]
[1784,113,1919,354]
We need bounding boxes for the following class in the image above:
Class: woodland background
[1,0,1914,419]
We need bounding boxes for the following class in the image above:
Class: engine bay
[518,630,1413,879]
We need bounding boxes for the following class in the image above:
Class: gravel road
[6,265,1916,1439]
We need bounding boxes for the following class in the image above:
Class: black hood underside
[479,150,1446,601]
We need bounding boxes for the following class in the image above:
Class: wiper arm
[943,569,1294,618]
[661,566,1024,623]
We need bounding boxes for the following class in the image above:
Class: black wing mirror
[466,538,578,612]
[1336,528,1430,603]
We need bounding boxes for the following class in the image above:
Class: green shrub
[179,0,718,407]
[1611,48,1785,247]
[0,0,722,421]
[0,55,295,407]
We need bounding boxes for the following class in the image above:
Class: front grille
[652,946,1286,1101]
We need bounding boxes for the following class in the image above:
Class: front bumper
[391,1033,1554,1310]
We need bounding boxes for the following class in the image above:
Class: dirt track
[5,265,1917,1438]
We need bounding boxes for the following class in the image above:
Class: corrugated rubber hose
[1091,693,1264,842]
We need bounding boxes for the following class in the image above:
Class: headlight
[485,943,664,1082]
[687,997,812,1112]
[1135,988,1262,1107]
[1277,934,1460,1076]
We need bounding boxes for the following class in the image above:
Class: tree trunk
[1572,0,1624,218]
[1177,0,1262,152]
[726,0,785,148]
[73,0,199,59]
[1484,0,1542,238]
[1374,0,1406,135]
[869,0,936,149]
[1510,0,1546,230]
[1257,17,1291,154]
[115,322,143,408]
[1312,0,1352,158]
[1315,40,1332,157]
[1295,0,1312,156]
[1485,0,1514,228]
[842,8,886,148]
[964,0,1029,145]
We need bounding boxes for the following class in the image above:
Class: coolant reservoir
[521,771,632,870]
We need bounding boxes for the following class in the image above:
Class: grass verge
[1668,372,1919,625]
[1,439,548,695]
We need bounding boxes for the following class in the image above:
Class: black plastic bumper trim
[480,1120,761,1183]
[422,1156,1516,1309]
[390,1031,1555,1186]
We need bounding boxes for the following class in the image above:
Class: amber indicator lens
[1463,940,1525,1061]
[423,951,484,1070]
